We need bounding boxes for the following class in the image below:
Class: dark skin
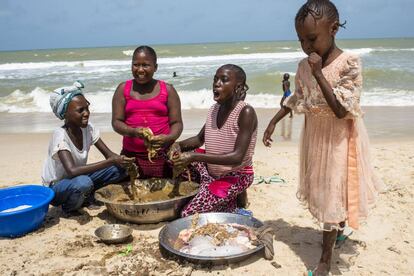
[298,15,348,276]
[171,67,257,168]
[264,15,347,146]
[112,50,183,151]
[58,95,134,178]
[298,15,347,119]
[280,73,293,118]
[263,14,348,276]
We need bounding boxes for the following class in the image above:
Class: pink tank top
[122,80,170,153]
[204,101,257,178]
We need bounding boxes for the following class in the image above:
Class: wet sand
[1,107,414,140]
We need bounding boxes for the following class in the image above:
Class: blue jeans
[50,165,126,212]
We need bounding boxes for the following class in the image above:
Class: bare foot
[312,262,330,276]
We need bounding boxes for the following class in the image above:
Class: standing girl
[112,46,183,178]
[171,64,258,217]
[263,1,383,275]
[42,82,133,215]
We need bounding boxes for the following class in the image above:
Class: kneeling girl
[171,64,257,217]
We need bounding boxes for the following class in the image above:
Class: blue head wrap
[50,81,84,120]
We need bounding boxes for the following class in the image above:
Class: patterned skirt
[181,162,254,217]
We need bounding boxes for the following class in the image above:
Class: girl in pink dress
[263,1,383,275]
[171,64,258,217]
[112,46,183,178]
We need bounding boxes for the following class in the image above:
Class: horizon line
[1,36,413,53]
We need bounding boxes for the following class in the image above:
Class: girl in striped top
[170,64,258,216]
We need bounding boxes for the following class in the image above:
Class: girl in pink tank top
[170,64,258,216]
[112,46,183,178]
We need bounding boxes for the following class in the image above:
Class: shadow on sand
[95,208,167,231]
[263,218,364,275]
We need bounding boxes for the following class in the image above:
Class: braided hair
[219,64,249,100]
[132,45,157,64]
[295,0,346,28]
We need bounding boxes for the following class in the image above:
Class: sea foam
[1,86,413,114]
[0,48,373,73]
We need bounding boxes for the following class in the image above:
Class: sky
[0,0,412,51]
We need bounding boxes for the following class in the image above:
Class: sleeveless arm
[111,82,140,137]
[178,125,205,152]
[166,83,183,142]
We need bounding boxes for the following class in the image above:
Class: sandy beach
[0,107,413,275]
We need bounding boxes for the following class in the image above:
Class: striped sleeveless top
[205,101,257,178]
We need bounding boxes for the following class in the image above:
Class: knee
[72,175,93,195]
[108,165,126,181]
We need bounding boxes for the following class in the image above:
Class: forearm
[191,152,243,166]
[270,106,291,125]
[112,119,140,138]
[165,121,183,143]
[314,72,347,118]
[65,159,115,178]
[280,97,286,107]
[178,136,204,152]
[101,149,116,159]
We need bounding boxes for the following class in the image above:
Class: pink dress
[121,80,172,178]
[285,52,383,230]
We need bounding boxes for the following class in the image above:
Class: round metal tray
[159,212,264,265]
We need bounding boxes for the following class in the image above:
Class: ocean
[0,38,413,133]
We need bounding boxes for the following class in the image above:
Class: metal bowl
[159,212,264,265]
[94,180,198,224]
[95,224,132,244]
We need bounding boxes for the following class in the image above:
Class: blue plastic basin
[0,185,54,238]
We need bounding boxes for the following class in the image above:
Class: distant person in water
[173,72,177,78]
[280,73,293,118]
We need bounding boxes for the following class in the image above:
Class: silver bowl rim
[94,182,199,207]
[94,223,133,243]
[158,212,265,261]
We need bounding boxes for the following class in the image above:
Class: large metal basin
[159,212,264,265]
[94,180,198,224]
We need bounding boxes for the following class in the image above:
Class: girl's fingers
[173,162,184,168]
[172,156,189,167]
[262,133,270,144]
[171,157,180,163]
[150,139,163,147]
[123,156,135,162]
[151,140,161,145]
[263,138,273,147]
[152,146,162,153]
